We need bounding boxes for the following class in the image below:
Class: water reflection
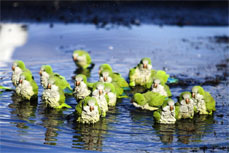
[0,24,28,66]
[73,63,95,78]
[9,93,37,129]
[72,118,108,151]
[153,115,214,145]
[39,106,64,146]
[153,124,176,144]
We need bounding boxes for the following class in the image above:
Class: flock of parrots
[8,50,216,124]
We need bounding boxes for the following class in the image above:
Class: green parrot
[99,64,129,88]
[39,65,72,95]
[42,76,71,109]
[191,86,216,115]
[75,97,101,124]
[11,60,32,87]
[153,99,176,124]
[151,79,171,97]
[133,91,166,111]
[128,58,156,89]
[176,92,195,120]
[73,74,91,100]
[104,82,117,107]
[99,69,128,98]
[92,82,109,117]
[72,50,92,69]
[15,72,38,101]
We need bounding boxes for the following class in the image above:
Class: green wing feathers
[175,105,180,120]
[153,111,161,123]
[164,85,172,97]
[154,70,169,85]
[134,93,146,106]
[204,91,216,114]
[147,92,165,107]
[75,100,83,115]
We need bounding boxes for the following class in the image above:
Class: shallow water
[0,24,229,152]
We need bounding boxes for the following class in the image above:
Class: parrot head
[39,65,53,76]
[100,70,112,83]
[46,77,59,91]
[75,75,85,86]
[183,93,191,104]
[153,79,161,88]
[191,86,205,99]
[93,82,105,96]
[84,98,98,113]
[168,99,175,111]
[99,64,112,75]
[18,72,32,85]
[139,58,152,70]
[12,60,25,72]
[72,50,87,63]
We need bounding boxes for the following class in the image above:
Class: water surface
[0,24,228,152]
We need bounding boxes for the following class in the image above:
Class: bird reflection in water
[73,63,95,78]
[176,115,214,144]
[39,105,64,146]
[9,92,37,130]
[153,115,214,145]
[72,117,108,151]
[153,124,176,145]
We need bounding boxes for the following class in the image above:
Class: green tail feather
[57,103,72,109]
[0,85,14,93]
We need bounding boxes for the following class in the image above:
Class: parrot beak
[154,83,158,88]
[98,69,101,74]
[143,64,147,69]
[12,66,15,71]
[99,90,103,95]
[90,106,94,112]
[73,56,77,61]
[39,70,42,76]
[76,81,80,86]
[170,105,174,111]
[103,76,107,82]
[185,98,190,104]
[192,93,195,98]
[19,79,23,84]
[47,83,51,89]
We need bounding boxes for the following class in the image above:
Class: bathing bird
[42,76,71,109]
[73,74,91,100]
[72,50,92,69]
[153,99,177,124]
[15,72,38,101]
[129,58,156,89]
[99,69,128,98]
[75,97,101,124]
[39,65,72,95]
[12,60,32,87]
[151,79,171,97]
[104,83,117,107]
[176,92,194,119]
[92,82,108,117]
[191,86,215,115]
[99,64,129,88]
[133,91,166,111]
